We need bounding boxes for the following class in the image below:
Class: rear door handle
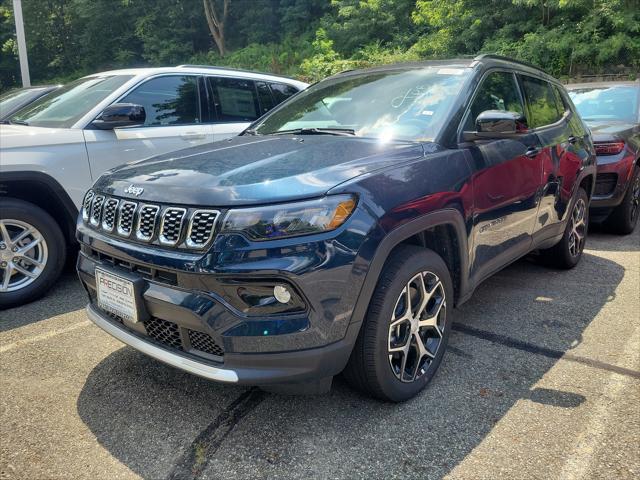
[568,135,578,145]
[525,147,540,158]
[181,132,206,140]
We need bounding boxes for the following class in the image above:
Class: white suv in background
[0,66,307,307]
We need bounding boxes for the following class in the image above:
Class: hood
[93,135,426,206]
[585,120,638,142]
[0,123,84,148]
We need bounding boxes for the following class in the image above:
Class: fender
[349,208,471,327]
[0,171,79,240]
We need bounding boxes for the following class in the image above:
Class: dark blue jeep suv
[76,55,596,401]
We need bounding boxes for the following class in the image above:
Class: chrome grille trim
[117,201,138,237]
[101,198,120,232]
[135,204,160,241]
[159,208,187,246]
[82,190,95,221]
[83,194,218,249]
[186,210,220,248]
[90,195,105,227]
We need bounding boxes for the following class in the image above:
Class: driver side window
[464,71,524,131]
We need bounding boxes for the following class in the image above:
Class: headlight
[221,195,357,240]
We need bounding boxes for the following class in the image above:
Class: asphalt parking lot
[1,227,638,480]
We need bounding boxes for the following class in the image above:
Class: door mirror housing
[92,103,146,130]
[462,110,528,142]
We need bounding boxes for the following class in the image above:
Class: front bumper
[76,204,377,385]
[85,303,361,385]
[590,151,636,217]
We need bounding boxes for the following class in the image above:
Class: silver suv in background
[0,66,307,308]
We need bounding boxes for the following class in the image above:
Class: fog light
[273,285,291,304]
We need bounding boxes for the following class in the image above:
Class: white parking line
[0,320,91,354]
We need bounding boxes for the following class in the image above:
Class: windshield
[568,85,639,123]
[9,75,134,128]
[254,67,471,142]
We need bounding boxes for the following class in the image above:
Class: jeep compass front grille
[81,190,220,250]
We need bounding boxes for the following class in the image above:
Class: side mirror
[92,103,146,130]
[462,110,528,141]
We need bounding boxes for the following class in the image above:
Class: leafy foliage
[1,0,637,91]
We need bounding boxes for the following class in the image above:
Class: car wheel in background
[540,187,589,269]
[343,245,453,402]
[0,198,66,309]
[605,166,640,235]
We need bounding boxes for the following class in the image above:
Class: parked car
[75,55,595,401]
[566,81,640,234]
[0,66,307,307]
[0,84,61,121]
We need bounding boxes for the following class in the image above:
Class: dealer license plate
[95,268,138,323]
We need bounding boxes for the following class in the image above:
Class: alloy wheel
[0,219,48,293]
[388,271,446,383]
[568,198,587,258]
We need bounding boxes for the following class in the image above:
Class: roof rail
[473,54,548,75]
[175,64,296,80]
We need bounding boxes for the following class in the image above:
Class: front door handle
[525,147,540,158]
[181,132,206,140]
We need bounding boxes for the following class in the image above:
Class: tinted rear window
[520,76,562,128]
[269,82,299,104]
[208,77,260,122]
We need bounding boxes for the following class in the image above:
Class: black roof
[331,54,556,82]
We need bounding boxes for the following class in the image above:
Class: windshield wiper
[8,119,29,126]
[242,128,260,136]
[271,127,356,137]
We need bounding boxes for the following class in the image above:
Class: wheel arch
[0,171,78,245]
[349,208,471,328]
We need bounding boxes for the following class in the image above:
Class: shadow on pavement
[586,224,640,252]
[77,252,626,479]
[0,268,86,332]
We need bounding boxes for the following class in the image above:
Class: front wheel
[540,187,589,269]
[343,246,453,402]
[0,198,66,309]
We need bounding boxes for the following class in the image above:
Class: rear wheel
[343,246,453,402]
[540,187,589,269]
[605,166,639,235]
[0,198,66,309]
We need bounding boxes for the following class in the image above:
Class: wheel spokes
[388,270,447,383]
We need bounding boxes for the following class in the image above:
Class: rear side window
[464,71,524,131]
[208,77,259,122]
[256,81,276,115]
[120,75,200,126]
[552,85,569,115]
[269,82,299,104]
[520,76,562,128]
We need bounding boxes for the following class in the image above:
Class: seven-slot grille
[81,190,219,249]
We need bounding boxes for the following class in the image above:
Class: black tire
[604,166,640,235]
[540,187,589,269]
[343,245,453,402]
[0,198,66,309]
